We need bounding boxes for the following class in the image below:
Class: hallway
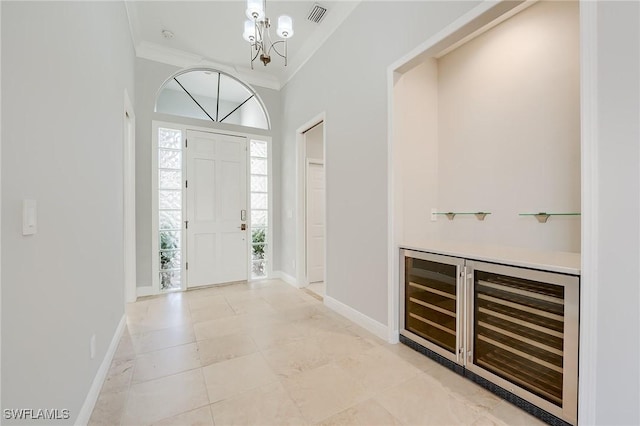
[89,280,543,425]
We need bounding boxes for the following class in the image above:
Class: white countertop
[399,240,581,275]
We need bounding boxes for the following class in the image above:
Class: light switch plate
[22,199,37,235]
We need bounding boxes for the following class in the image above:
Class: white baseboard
[75,315,126,426]
[274,271,298,288]
[136,286,156,298]
[324,295,389,342]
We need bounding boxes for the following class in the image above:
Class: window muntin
[156,70,269,130]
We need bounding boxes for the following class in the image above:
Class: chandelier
[243,0,294,68]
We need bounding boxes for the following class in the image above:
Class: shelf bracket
[534,213,551,223]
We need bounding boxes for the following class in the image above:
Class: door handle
[239,224,247,231]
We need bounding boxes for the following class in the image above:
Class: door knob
[240,224,247,231]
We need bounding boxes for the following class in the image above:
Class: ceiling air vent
[307,4,328,24]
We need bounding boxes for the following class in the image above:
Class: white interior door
[306,161,325,283]
[186,130,248,288]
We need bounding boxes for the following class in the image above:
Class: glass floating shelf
[435,212,491,221]
[519,212,581,224]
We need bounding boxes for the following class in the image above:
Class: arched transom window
[156,69,270,130]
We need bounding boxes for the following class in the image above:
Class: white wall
[1,2,135,423]
[134,58,282,290]
[396,1,581,252]
[593,1,640,423]
[280,1,481,324]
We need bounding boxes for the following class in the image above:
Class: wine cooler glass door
[465,260,579,425]
[401,250,465,364]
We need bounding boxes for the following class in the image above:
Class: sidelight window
[157,127,183,290]
[250,139,269,278]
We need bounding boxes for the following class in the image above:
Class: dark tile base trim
[399,335,571,426]
[399,334,464,375]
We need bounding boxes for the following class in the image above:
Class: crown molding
[135,41,282,90]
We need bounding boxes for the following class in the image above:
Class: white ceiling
[125,1,360,89]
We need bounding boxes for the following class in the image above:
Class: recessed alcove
[392,0,580,253]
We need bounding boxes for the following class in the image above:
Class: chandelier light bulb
[276,15,293,39]
[246,0,264,20]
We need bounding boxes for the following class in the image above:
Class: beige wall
[396,0,580,252]
[393,59,439,244]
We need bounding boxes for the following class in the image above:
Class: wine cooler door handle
[465,271,474,363]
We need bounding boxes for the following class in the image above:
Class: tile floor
[89,279,545,426]
[306,282,325,299]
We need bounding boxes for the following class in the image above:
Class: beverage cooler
[401,249,579,425]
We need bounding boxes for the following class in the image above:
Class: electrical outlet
[431,208,438,222]
[90,334,96,360]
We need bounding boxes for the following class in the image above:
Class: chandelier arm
[269,40,287,59]
[251,46,261,62]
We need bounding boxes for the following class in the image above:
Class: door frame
[305,158,325,284]
[295,113,326,289]
[123,90,136,303]
[150,120,272,296]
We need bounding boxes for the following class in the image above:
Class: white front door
[186,130,248,288]
[306,161,325,283]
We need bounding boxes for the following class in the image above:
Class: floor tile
[261,292,314,311]
[150,405,214,426]
[197,333,259,367]
[127,309,191,335]
[132,342,201,384]
[345,324,386,347]
[92,280,539,426]
[382,341,444,372]
[100,358,135,394]
[202,352,278,403]
[261,336,333,378]
[226,296,278,315]
[427,362,502,410]
[131,324,195,354]
[337,345,422,394]
[190,303,236,324]
[122,369,209,425]
[487,401,547,426]
[88,389,128,426]
[374,374,486,425]
[187,293,230,312]
[113,331,136,362]
[316,399,402,426]
[314,328,375,360]
[193,312,280,341]
[248,322,308,351]
[281,362,370,423]
[210,382,307,426]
